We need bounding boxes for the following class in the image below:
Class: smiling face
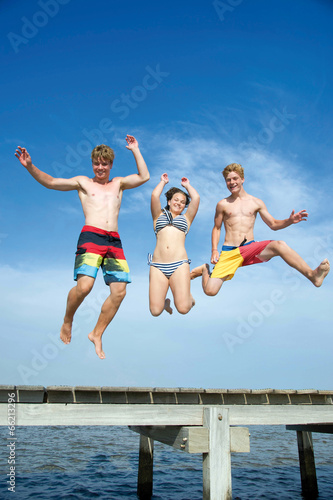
[168,192,187,214]
[92,157,113,183]
[225,170,244,195]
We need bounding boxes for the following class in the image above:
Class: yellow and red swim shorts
[74,225,131,285]
[211,240,272,281]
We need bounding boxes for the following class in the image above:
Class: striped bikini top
[154,209,188,235]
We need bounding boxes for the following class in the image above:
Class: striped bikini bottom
[147,253,191,279]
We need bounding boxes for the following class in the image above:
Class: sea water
[0,425,332,499]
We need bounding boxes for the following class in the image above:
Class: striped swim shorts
[211,240,272,281]
[74,225,131,285]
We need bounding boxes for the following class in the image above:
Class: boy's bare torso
[77,176,123,232]
[220,193,261,246]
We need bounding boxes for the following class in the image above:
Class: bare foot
[312,259,330,287]
[88,332,106,359]
[190,264,206,280]
[164,298,173,314]
[191,295,195,308]
[60,322,72,344]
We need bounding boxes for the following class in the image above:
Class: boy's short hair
[91,144,115,163]
[164,187,191,209]
[222,163,244,179]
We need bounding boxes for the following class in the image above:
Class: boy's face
[225,171,244,194]
[92,157,113,182]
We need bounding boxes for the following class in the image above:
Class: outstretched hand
[125,135,139,150]
[15,146,32,168]
[289,209,308,224]
[181,177,190,189]
[161,173,169,184]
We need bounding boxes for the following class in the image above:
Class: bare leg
[88,282,127,359]
[169,263,195,314]
[190,264,225,296]
[60,275,95,344]
[259,241,330,287]
[149,266,170,317]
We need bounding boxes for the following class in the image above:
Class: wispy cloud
[56,203,82,216]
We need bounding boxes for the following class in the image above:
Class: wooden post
[137,434,154,499]
[296,431,318,498]
[203,407,232,500]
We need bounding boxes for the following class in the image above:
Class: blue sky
[1,0,332,390]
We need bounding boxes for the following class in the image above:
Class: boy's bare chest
[81,182,122,207]
[224,200,257,220]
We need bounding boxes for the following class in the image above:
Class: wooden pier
[1,385,332,499]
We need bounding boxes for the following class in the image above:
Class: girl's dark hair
[164,187,191,209]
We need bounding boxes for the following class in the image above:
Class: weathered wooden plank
[227,388,251,393]
[251,388,274,394]
[200,393,223,405]
[16,386,45,403]
[223,393,246,405]
[1,386,333,405]
[0,404,332,427]
[101,388,128,404]
[176,393,200,405]
[130,425,250,454]
[127,391,152,404]
[309,394,332,405]
[74,387,101,403]
[267,393,291,405]
[203,407,232,500]
[130,425,208,453]
[137,434,154,499]
[46,386,74,403]
[286,424,333,434]
[231,427,250,453]
[0,386,16,403]
[151,392,177,404]
[290,394,312,405]
[0,404,204,426]
[245,393,269,405]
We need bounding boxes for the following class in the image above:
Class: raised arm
[181,177,200,225]
[258,198,308,230]
[211,201,224,264]
[120,135,150,190]
[151,173,169,220]
[15,146,83,191]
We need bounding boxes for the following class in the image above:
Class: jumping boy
[15,135,150,359]
[191,163,330,294]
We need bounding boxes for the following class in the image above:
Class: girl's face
[168,192,187,214]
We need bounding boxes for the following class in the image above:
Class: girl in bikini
[148,173,200,315]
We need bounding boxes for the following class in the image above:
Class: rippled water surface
[1,425,332,499]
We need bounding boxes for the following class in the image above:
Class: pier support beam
[203,407,232,500]
[296,431,318,499]
[137,434,154,499]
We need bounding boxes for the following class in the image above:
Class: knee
[76,281,94,298]
[270,240,288,255]
[176,307,190,315]
[112,286,127,303]
[149,305,163,317]
[174,303,191,315]
[204,283,220,296]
